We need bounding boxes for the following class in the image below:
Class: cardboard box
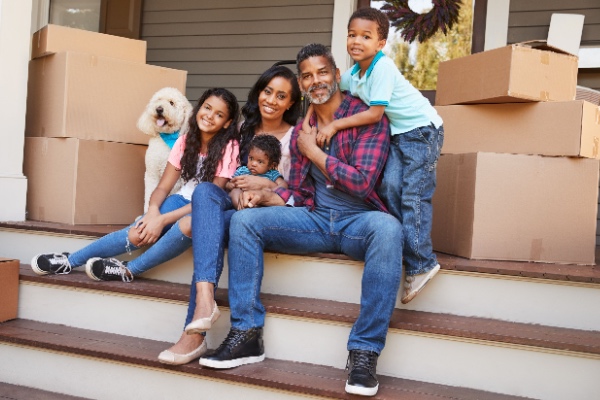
[432,153,599,265]
[0,258,19,323]
[32,24,146,63]
[435,43,578,106]
[25,52,187,145]
[24,137,146,225]
[436,101,600,159]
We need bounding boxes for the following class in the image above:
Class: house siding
[141,0,334,103]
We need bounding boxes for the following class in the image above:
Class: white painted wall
[0,0,33,221]
[331,0,355,74]
[485,0,510,50]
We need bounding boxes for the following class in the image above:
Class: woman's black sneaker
[345,350,379,396]
[199,327,265,369]
[85,257,133,282]
[31,253,72,275]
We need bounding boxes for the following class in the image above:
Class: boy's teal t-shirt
[340,51,443,135]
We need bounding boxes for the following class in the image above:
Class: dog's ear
[137,107,157,137]
[178,97,194,137]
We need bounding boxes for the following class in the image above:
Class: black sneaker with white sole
[345,350,379,396]
[31,253,73,275]
[85,257,133,282]
[199,327,264,369]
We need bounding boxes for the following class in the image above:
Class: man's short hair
[296,43,337,74]
[349,7,389,41]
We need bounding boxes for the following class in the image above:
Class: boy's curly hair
[349,7,389,41]
[250,134,282,168]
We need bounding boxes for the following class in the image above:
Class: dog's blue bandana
[160,131,180,149]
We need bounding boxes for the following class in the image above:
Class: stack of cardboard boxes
[433,41,600,265]
[23,25,188,225]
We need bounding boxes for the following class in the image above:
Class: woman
[158,66,302,364]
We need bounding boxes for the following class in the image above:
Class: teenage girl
[31,88,240,284]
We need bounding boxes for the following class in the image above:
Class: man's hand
[298,125,320,157]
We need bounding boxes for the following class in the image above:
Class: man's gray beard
[304,80,338,105]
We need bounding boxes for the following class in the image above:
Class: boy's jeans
[68,194,192,274]
[377,124,444,276]
[227,206,403,354]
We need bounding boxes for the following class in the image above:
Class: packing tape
[90,55,98,67]
[41,139,48,156]
[593,137,599,158]
[596,107,600,124]
[530,238,543,260]
[540,52,550,65]
[540,91,550,101]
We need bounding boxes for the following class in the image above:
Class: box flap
[516,40,578,58]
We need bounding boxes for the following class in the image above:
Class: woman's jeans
[377,124,444,276]
[68,194,192,275]
[227,206,403,354]
[185,183,236,327]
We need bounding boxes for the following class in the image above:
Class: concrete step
[2,224,600,331]
[16,266,600,400]
[0,319,531,400]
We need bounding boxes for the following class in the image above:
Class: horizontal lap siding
[141,0,334,103]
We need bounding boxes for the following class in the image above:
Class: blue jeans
[227,206,403,354]
[184,183,236,327]
[68,194,192,275]
[377,124,444,276]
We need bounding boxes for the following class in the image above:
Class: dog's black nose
[156,106,164,115]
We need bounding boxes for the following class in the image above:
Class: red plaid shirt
[274,93,390,212]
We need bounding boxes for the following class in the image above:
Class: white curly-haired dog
[137,87,193,212]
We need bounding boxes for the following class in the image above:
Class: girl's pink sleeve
[167,136,186,170]
[215,140,240,178]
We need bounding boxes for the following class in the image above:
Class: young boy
[227,134,287,209]
[303,7,444,304]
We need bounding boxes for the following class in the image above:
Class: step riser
[18,283,600,400]
[0,343,311,400]
[5,228,599,331]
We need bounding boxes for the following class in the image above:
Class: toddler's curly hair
[250,134,282,168]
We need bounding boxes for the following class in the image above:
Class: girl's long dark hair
[239,65,301,160]
[180,88,240,183]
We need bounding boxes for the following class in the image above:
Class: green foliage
[385,0,473,89]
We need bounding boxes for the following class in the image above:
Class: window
[49,0,101,32]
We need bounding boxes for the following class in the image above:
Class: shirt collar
[350,51,385,78]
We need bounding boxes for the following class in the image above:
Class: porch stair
[0,222,599,399]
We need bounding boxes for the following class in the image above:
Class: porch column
[0,0,33,221]
[331,0,355,74]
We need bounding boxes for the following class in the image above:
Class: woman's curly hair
[180,88,240,183]
[238,65,301,161]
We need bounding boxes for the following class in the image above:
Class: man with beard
[199,43,403,397]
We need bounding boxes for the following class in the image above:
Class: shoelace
[119,265,133,283]
[49,254,72,274]
[103,258,133,283]
[220,328,248,349]
[346,351,377,376]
